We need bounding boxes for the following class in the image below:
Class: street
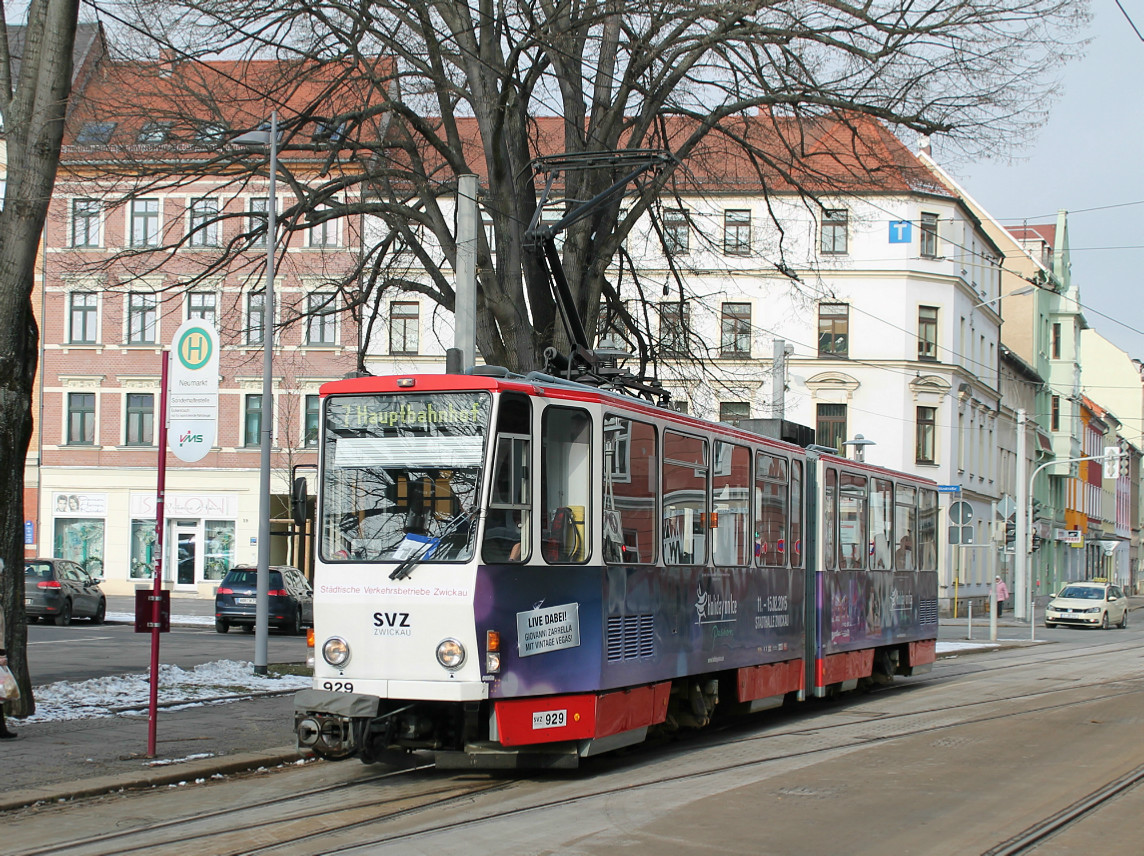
[5,622,1144,855]
[24,622,309,685]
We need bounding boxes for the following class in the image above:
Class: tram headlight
[436,638,466,671]
[322,636,351,668]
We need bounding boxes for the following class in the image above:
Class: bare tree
[87,0,1085,377]
[0,1,85,715]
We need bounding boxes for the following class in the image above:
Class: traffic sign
[937,484,961,493]
[168,319,220,463]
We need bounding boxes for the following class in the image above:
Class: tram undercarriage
[295,642,932,769]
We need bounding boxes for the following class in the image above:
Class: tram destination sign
[168,319,219,463]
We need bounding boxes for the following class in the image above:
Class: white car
[1044,581,1129,630]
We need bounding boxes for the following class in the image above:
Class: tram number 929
[532,709,566,730]
[322,681,354,693]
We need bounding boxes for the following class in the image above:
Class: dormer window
[137,122,171,144]
[312,119,348,145]
[194,122,228,146]
[76,122,116,145]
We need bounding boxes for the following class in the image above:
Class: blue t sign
[889,220,912,243]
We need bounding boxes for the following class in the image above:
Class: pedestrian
[0,602,16,738]
[994,575,1009,617]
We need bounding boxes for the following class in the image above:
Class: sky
[937,0,1144,357]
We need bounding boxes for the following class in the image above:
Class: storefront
[128,493,238,594]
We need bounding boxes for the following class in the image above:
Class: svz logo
[373,612,410,628]
[178,431,203,446]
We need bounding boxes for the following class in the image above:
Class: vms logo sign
[178,431,204,447]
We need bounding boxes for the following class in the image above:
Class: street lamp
[233,111,278,676]
[973,284,1034,309]
[842,433,876,463]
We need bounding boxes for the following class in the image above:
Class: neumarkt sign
[168,319,219,463]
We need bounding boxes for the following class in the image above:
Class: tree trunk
[0,0,81,716]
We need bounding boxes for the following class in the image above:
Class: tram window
[790,460,803,567]
[755,452,788,568]
[918,488,938,570]
[321,392,488,563]
[895,484,917,570]
[871,479,893,569]
[838,473,867,570]
[712,441,750,566]
[483,394,531,563]
[603,415,657,564]
[823,468,837,570]
[541,407,592,563]
[663,430,708,565]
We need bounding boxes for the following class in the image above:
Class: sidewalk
[1,596,308,813]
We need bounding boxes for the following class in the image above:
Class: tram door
[482,393,532,563]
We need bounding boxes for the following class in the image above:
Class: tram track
[982,763,1144,856]
[15,667,1138,856]
[9,639,1144,856]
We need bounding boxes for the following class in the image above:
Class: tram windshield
[321,392,490,563]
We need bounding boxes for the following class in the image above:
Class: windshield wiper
[389,508,478,581]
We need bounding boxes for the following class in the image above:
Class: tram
[293,368,940,768]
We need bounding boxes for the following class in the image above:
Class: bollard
[967,601,972,640]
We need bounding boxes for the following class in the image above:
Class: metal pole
[147,351,170,757]
[1015,409,1028,619]
[772,339,786,420]
[455,174,478,371]
[254,111,277,676]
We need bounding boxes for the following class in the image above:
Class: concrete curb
[0,746,308,814]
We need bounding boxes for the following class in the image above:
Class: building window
[188,291,217,327]
[663,209,689,254]
[1052,322,1062,359]
[723,209,751,255]
[126,393,154,446]
[916,406,936,464]
[720,303,751,357]
[918,305,938,361]
[1051,395,1061,431]
[246,292,265,345]
[920,212,939,258]
[127,293,157,344]
[304,394,320,448]
[244,395,262,447]
[818,303,849,358]
[67,392,96,445]
[247,197,269,248]
[820,209,848,254]
[306,292,336,346]
[658,302,688,356]
[719,401,750,427]
[308,203,339,247]
[389,301,419,355]
[130,198,161,247]
[69,292,98,344]
[816,404,847,455]
[188,197,220,247]
[71,198,101,247]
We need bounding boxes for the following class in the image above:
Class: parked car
[214,565,313,635]
[1044,580,1129,630]
[24,558,107,626]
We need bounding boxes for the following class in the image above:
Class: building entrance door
[172,520,198,587]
